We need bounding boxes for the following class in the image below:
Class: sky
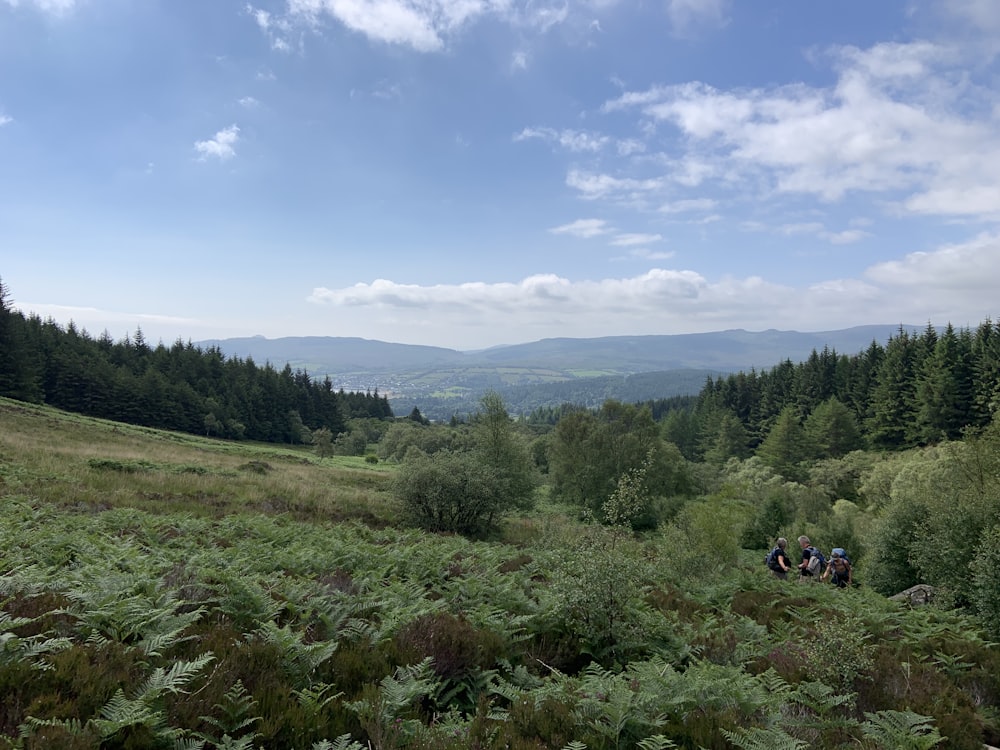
[2,0,1000,351]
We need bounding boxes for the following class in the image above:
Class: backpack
[765,547,781,570]
[806,546,826,575]
[831,547,851,566]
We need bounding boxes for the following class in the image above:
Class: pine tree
[804,396,863,458]
[756,405,811,481]
[914,323,974,443]
[0,278,41,401]
[867,329,919,449]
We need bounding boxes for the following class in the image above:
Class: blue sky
[2,0,999,350]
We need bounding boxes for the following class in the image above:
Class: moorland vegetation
[1,277,999,748]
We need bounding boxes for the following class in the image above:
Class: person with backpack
[822,548,853,588]
[796,536,826,581]
[766,537,793,579]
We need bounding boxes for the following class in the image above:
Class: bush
[393,451,507,536]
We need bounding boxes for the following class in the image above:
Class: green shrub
[393,451,508,536]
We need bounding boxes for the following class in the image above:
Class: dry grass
[0,398,397,524]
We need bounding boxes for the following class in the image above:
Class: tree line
[0,279,391,443]
[659,321,1000,463]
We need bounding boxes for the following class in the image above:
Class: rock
[889,583,935,606]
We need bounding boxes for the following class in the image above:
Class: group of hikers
[766,535,853,587]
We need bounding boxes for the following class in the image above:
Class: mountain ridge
[197,324,917,374]
[197,325,921,419]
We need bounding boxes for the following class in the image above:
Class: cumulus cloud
[262,0,605,53]
[599,40,1000,220]
[194,125,240,161]
[305,233,1000,347]
[238,96,260,108]
[0,114,11,126]
[285,0,499,52]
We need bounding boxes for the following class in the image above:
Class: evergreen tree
[914,323,974,443]
[756,405,811,481]
[971,319,1000,426]
[804,397,863,459]
[867,329,919,449]
[0,278,41,401]
[702,410,752,465]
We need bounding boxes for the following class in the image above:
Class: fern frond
[756,668,791,697]
[311,735,366,750]
[137,652,215,698]
[18,715,90,739]
[721,726,808,750]
[636,736,678,750]
[860,710,945,749]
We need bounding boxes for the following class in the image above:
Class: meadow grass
[0,398,397,523]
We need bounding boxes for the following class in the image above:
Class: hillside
[2,398,998,748]
[199,325,917,418]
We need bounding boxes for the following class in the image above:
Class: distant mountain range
[197,325,919,419]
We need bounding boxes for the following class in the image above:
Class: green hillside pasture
[0,398,395,524]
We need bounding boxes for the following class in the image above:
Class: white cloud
[12,303,200,337]
[616,138,645,156]
[865,232,1000,292]
[247,3,295,52]
[248,4,271,30]
[549,218,611,238]
[273,0,579,53]
[941,0,1000,33]
[824,229,870,245]
[305,233,1000,347]
[600,40,1000,219]
[515,126,610,152]
[2,0,75,13]
[372,80,402,100]
[665,0,729,32]
[779,222,825,236]
[659,198,717,213]
[0,114,12,126]
[238,96,260,108]
[610,233,663,246]
[566,170,663,200]
[194,125,240,161]
[287,0,450,52]
[628,248,675,261]
[510,50,528,71]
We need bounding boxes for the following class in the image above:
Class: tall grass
[0,398,396,522]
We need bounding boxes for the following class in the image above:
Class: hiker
[796,536,826,581]
[822,548,853,588]
[766,537,793,579]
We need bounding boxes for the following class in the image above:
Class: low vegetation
[2,397,999,749]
